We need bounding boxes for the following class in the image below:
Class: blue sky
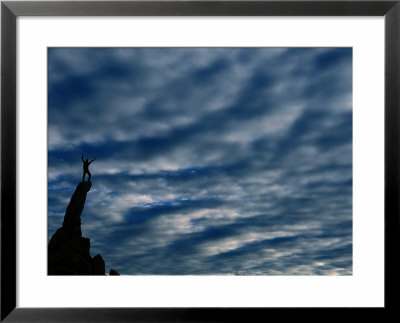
[48,47,352,275]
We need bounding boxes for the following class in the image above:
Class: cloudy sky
[48,47,352,275]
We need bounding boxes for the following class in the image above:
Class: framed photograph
[2,0,399,321]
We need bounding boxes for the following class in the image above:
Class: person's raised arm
[89,158,96,164]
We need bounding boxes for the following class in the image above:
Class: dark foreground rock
[48,180,109,275]
[109,269,120,275]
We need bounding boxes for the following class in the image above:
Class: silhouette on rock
[48,180,108,275]
[82,154,95,182]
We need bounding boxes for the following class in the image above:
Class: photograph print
[47,47,352,276]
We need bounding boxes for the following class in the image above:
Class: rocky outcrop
[48,181,107,275]
[109,269,120,275]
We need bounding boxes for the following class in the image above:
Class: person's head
[86,159,88,162]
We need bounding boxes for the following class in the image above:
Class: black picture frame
[1,1,399,321]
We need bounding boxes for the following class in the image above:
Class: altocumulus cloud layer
[48,48,352,275]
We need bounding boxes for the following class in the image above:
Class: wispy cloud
[48,47,352,275]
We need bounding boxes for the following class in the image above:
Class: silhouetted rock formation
[62,181,91,237]
[92,254,105,275]
[109,269,120,275]
[48,180,108,275]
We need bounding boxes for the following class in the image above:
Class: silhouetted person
[82,155,95,182]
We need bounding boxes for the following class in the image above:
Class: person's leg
[82,171,85,182]
[87,170,91,181]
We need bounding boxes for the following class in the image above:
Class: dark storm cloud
[48,47,352,275]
